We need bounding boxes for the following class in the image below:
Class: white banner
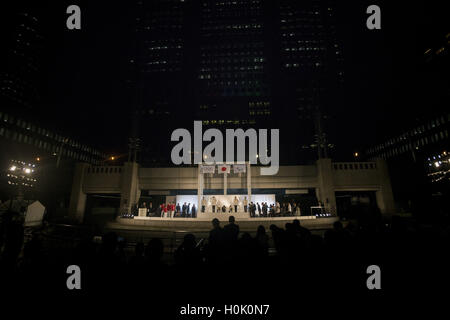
[218,165,230,174]
[233,164,246,174]
[200,165,215,174]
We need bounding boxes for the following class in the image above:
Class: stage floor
[110,215,338,232]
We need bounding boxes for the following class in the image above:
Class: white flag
[200,165,215,174]
[233,164,246,174]
[218,165,230,174]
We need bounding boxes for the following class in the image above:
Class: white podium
[138,208,147,217]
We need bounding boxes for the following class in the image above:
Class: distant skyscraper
[130,0,344,165]
[129,0,189,164]
[132,0,186,117]
[0,7,106,166]
[276,0,343,159]
[0,11,42,113]
[197,0,270,125]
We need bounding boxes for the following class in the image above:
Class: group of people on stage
[248,201,302,217]
[135,198,301,218]
[201,196,249,213]
[138,201,197,218]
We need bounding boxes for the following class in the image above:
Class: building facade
[129,0,344,165]
[69,158,395,223]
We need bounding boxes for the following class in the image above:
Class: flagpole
[224,170,227,195]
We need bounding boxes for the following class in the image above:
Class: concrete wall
[68,159,396,222]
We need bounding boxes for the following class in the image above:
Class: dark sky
[1,0,448,160]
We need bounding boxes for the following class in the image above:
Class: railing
[332,162,377,171]
[86,166,123,174]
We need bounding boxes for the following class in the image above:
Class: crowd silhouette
[1,211,449,299]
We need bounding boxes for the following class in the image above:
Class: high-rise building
[197,0,270,125]
[129,0,344,165]
[275,0,343,160]
[0,6,107,166]
[129,0,189,165]
[0,11,42,114]
[364,31,449,216]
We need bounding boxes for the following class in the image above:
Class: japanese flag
[218,165,230,174]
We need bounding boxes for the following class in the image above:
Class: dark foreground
[0,215,449,316]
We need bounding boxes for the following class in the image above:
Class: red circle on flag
[221,167,226,171]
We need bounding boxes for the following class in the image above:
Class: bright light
[354,152,359,157]
[24,168,31,174]
[110,156,115,161]
[36,157,40,161]
[434,162,440,168]
[9,166,16,171]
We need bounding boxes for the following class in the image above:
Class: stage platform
[108,215,338,232]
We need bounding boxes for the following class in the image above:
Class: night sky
[1,0,448,160]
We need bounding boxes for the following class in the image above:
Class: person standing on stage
[141,202,148,217]
[187,203,191,217]
[176,203,181,217]
[243,197,248,213]
[287,202,292,216]
[192,204,197,218]
[167,202,173,218]
[257,203,261,216]
[201,197,207,213]
[296,203,301,216]
[233,196,239,212]
[275,201,281,216]
[211,196,217,213]
[262,202,268,217]
[160,203,165,218]
[163,203,168,218]
[182,202,187,217]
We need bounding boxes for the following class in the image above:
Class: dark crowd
[1,212,450,300]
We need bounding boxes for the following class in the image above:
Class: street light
[7,160,37,187]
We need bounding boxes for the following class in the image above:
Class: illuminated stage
[174,194,276,217]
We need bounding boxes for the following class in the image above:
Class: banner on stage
[218,165,230,174]
[200,165,215,174]
[233,164,246,174]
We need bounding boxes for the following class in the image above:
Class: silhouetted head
[292,219,300,227]
[183,234,197,249]
[229,216,235,223]
[212,218,220,228]
[257,225,266,236]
